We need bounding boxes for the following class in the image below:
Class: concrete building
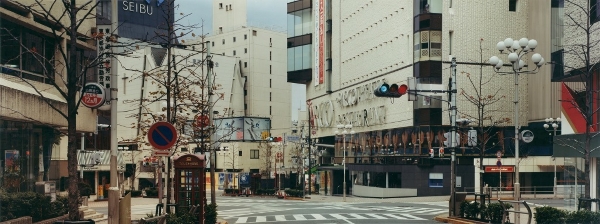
[187,0,293,188]
[0,0,97,191]
[288,0,562,197]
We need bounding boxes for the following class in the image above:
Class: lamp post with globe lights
[544,118,561,198]
[335,124,354,202]
[489,37,545,223]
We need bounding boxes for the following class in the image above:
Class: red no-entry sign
[148,122,177,150]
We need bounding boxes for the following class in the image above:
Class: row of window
[211,30,262,47]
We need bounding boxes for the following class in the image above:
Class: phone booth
[174,154,206,223]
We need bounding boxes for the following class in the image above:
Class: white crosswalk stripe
[409,201,450,207]
[363,206,447,215]
[233,213,426,223]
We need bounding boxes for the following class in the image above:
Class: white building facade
[289,0,562,197]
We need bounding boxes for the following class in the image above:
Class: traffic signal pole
[449,57,457,217]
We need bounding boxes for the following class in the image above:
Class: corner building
[289,0,562,197]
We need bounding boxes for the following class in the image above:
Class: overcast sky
[176,0,306,121]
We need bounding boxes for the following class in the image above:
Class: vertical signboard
[314,0,325,86]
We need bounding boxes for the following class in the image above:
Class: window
[238,151,242,156]
[233,50,236,56]
[509,0,517,11]
[429,173,443,187]
[270,51,272,60]
[233,37,236,42]
[244,89,247,96]
[212,41,214,47]
[244,62,247,67]
[270,38,272,43]
[270,106,272,115]
[592,0,600,24]
[244,104,247,110]
[270,79,272,88]
[219,3,223,8]
[244,34,247,39]
[270,92,272,101]
[244,48,247,53]
[270,65,272,74]
[229,4,232,9]
[449,31,453,55]
[250,150,259,159]
[253,30,257,36]
[222,39,225,44]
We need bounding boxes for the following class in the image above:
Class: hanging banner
[314,0,325,86]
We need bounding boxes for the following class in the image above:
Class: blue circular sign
[148,122,177,150]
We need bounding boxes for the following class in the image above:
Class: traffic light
[439,147,444,157]
[374,83,408,98]
[267,136,282,142]
[429,148,434,158]
[443,132,460,147]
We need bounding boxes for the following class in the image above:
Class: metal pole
[554,128,557,199]
[449,57,457,217]
[343,130,346,202]
[108,0,120,222]
[80,133,84,179]
[513,61,521,224]
[308,108,312,195]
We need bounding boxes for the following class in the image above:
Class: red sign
[485,166,514,173]
[196,115,209,128]
[318,0,324,85]
[81,83,106,108]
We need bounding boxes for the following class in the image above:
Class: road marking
[347,214,368,219]
[274,215,286,221]
[402,214,426,220]
[364,213,388,219]
[381,214,408,219]
[330,214,347,219]
[293,214,307,220]
[311,214,327,220]
[255,216,266,222]
[236,217,248,223]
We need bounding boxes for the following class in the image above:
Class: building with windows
[187,0,292,187]
[0,0,97,190]
[289,0,562,197]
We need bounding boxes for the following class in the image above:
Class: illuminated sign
[485,166,515,173]
[122,0,165,15]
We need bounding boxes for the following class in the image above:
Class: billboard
[214,117,271,142]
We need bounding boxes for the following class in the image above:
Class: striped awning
[77,150,124,166]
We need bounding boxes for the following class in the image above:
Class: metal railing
[456,185,580,199]
[499,200,532,224]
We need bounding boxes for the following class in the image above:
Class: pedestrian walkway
[233,213,426,223]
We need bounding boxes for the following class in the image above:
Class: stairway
[80,206,107,222]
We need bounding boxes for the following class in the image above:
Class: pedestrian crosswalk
[219,207,298,218]
[233,213,426,223]
[408,201,450,207]
[362,205,448,215]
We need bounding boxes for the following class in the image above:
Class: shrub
[464,201,481,219]
[145,187,159,197]
[78,182,93,197]
[483,202,512,223]
[125,190,142,197]
[205,203,218,224]
[535,206,567,224]
[459,200,468,217]
[0,192,68,222]
[564,210,600,224]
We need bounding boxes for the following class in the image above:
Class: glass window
[287,48,294,71]
[302,44,311,70]
[251,150,259,159]
[294,11,302,37]
[429,173,443,187]
[287,14,295,37]
[591,0,599,24]
[414,0,442,14]
[509,0,517,11]
[294,45,303,70]
[302,9,311,35]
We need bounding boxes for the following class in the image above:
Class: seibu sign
[485,166,515,173]
[122,0,165,15]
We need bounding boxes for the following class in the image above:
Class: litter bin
[450,193,468,217]
[54,220,95,224]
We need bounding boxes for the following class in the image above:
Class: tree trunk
[67,0,81,220]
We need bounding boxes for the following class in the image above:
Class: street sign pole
[108,0,120,223]
[449,57,457,217]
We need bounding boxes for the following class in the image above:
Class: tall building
[288,0,561,197]
[187,0,293,187]
[0,0,97,190]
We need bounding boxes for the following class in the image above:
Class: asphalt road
[218,196,447,224]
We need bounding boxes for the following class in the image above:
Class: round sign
[81,83,106,108]
[148,122,178,150]
[521,130,535,143]
[196,115,210,128]
[496,151,502,158]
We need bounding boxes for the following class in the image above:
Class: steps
[79,206,107,222]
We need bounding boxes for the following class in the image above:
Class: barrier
[577,198,600,211]
[498,200,532,224]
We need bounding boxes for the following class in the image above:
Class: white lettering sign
[122,1,154,15]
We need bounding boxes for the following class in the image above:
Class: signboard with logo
[485,166,515,173]
[118,0,171,42]
[81,83,106,108]
[214,117,271,142]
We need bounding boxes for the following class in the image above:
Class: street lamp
[335,124,354,202]
[489,37,544,223]
[544,117,561,199]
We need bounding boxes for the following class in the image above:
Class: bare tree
[258,141,274,187]
[459,38,510,205]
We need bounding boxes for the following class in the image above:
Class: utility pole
[207,43,216,205]
[108,0,120,222]
[307,105,312,195]
[449,57,457,217]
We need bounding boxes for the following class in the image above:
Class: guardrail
[498,200,532,224]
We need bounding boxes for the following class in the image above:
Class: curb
[433,215,489,224]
